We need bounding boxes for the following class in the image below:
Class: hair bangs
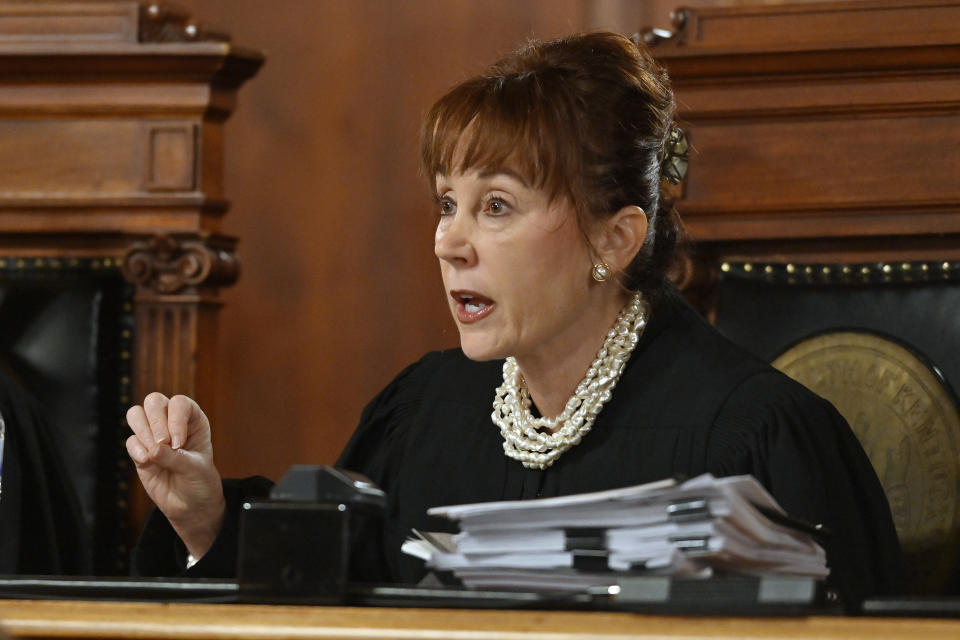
[421,74,576,204]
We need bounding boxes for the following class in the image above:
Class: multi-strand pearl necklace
[491,291,649,470]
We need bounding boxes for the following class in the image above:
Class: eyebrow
[477,168,531,188]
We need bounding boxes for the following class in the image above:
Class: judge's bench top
[1,599,960,640]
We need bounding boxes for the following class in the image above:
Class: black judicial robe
[0,372,89,575]
[133,289,905,603]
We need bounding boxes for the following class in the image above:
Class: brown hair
[421,31,682,298]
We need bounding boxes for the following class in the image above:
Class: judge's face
[434,168,601,363]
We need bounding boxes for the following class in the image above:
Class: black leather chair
[0,256,134,575]
[714,260,960,595]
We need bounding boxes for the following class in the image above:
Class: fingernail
[155,435,170,444]
[171,436,182,449]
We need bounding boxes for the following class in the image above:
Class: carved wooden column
[122,234,240,418]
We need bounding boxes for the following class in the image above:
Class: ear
[590,205,647,272]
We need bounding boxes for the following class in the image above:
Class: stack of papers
[402,474,828,593]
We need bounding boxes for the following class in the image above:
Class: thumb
[147,442,204,474]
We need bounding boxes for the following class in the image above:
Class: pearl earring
[592,261,611,282]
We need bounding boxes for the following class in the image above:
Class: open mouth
[462,296,489,314]
[452,291,495,322]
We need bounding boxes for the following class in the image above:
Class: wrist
[170,492,226,561]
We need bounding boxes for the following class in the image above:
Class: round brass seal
[773,331,960,593]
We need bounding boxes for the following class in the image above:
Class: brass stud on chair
[717,259,957,285]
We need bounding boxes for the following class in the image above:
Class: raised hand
[126,392,225,560]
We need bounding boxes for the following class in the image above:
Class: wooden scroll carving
[122,235,239,296]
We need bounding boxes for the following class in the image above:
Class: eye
[437,195,456,216]
[483,196,510,216]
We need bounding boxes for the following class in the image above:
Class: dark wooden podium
[0,1,262,567]
[0,0,261,421]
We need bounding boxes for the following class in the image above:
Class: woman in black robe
[128,32,905,604]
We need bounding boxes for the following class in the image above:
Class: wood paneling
[683,114,960,238]
[0,2,139,42]
[646,0,960,266]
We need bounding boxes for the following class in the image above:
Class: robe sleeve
[0,374,90,575]
[707,369,906,603]
[130,476,272,577]
[335,352,440,583]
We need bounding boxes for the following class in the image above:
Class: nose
[435,213,477,268]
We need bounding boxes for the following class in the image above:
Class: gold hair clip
[659,126,688,185]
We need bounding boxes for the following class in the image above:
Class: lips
[451,290,495,323]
